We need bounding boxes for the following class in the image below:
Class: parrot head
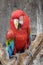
[10,10,30,30]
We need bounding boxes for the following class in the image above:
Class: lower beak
[18,23,21,29]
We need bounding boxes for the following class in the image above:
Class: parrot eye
[13,19,19,29]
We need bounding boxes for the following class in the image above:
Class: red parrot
[6,10,30,54]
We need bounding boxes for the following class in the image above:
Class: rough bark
[0,33,43,65]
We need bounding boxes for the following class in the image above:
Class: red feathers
[6,10,30,54]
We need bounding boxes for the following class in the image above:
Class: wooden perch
[18,33,43,65]
[0,33,43,65]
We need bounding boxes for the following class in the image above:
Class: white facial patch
[19,16,23,24]
[14,19,19,29]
